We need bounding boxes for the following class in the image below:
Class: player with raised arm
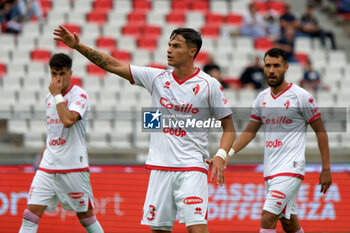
[53,26,235,233]
[226,48,331,233]
[19,54,104,233]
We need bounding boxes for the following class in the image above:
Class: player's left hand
[206,156,225,186]
[319,169,332,193]
[49,76,63,96]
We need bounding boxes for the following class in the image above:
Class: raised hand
[53,25,80,49]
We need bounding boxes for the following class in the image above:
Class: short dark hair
[264,48,289,63]
[49,53,72,70]
[170,28,202,58]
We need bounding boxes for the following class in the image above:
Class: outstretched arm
[53,25,132,82]
[310,118,332,193]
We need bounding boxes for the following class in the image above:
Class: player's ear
[284,62,289,71]
[189,47,197,59]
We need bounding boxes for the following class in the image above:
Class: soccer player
[19,53,104,233]
[226,48,332,233]
[53,26,235,233]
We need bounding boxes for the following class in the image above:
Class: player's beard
[266,73,285,88]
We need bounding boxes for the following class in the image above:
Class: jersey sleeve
[69,90,89,119]
[129,65,164,93]
[300,91,321,124]
[210,79,232,119]
[250,94,262,122]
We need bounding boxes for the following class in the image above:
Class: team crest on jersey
[262,102,266,108]
[192,84,199,95]
[163,81,170,89]
[309,97,315,104]
[284,100,290,110]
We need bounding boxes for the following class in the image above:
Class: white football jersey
[250,83,321,179]
[130,65,232,173]
[39,85,90,172]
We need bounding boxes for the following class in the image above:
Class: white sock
[19,209,40,233]
[80,215,104,233]
[259,229,276,233]
[296,228,304,233]
[18,219,38,233]
[85,221,104,233]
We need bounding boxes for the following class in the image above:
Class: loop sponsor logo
[163,127,186,137]
[270,191,286,199]
[183,196,203,205]
[49,138,66,146]
[266,139,283,148]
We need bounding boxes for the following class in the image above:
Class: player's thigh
[263,176,302,219]
[174,171,208,227]
[142,170,177,227]
[54,171,94,213]
[27,170,58,211]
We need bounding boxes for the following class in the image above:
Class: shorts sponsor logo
[183,196,203,205]
[69,192,84,199]
[266,139,283,148]
[270,191,286,199]
[49,138,66,146]
[194,207,202,215]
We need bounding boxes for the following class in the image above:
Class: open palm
[53,25,80,49]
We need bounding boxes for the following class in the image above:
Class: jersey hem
[38,167,89,173]
[146,165,208,174]
[264,172,304,181]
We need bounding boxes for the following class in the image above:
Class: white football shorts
[27,170,94,213]
[141,170,208,230]
[263,176,302,220]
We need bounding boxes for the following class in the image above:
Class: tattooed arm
[53,26,132,82]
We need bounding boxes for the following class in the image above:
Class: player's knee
[280,218,294,233]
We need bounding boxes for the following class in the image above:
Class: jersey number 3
[147,205,156,221]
